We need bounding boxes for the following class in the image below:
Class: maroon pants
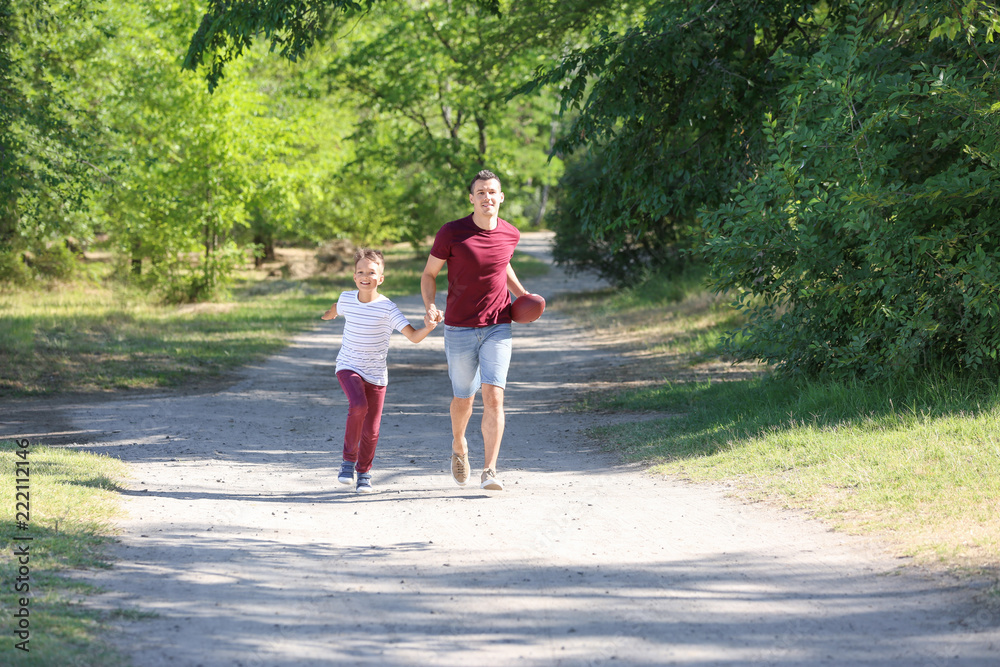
[336,370,387,473]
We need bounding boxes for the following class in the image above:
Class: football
[511,293,545,323]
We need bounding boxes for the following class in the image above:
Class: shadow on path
[12,231,999,666]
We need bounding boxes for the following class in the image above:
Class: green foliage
[527,0,836,274]
[702,2,1000,378]
[0,249,31,284]
[4,0,588,298]
[26,242,78,280]
[88,2,353,301]
[324,0,623,236]
[550,149,695,285]
[183,0,501,91]
[0,0,22,254]
[2,0,115,279]
[184,0,375,92]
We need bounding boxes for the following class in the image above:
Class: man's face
[469,178,504,217]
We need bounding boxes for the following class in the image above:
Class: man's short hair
[469,169,501,194]
[354,247,385,269]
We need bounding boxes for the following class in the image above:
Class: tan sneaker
[480,467,503,491]
[451,453,470,486]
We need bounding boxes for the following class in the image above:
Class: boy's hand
[423,313,439,329]
[320,306,337,320]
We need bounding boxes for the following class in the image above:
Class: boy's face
[354,258,384,293]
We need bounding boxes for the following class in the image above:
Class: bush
[702,5,1000,379]
[550,152,694,286]
[0,250,31,286]
[29,242,78,280]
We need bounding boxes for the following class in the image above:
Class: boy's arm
[320,303,338,320]
[400,314,438,343]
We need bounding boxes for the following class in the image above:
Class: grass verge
[1,439,132,665]
[560,268,1000,576]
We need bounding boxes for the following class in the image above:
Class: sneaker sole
[480,479,503,491]
[356,486,374,494]
[338,477,354,485]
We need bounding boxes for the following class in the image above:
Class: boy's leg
[355,381,386,474]
[337,370,369,464]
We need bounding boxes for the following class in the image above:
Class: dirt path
[12,232,1000,665]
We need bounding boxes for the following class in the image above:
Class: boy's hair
[469,169,501,194]
[354,247,385,270]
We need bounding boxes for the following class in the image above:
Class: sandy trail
[5,231,999,665]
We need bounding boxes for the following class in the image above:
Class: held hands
[423,312,439,330]
[320,305,337,320]
[426,304,445,325]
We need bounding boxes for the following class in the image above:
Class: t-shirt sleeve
[387,302,410,333]
[430,224,451,260]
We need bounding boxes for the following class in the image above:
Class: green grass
[0,248,548,397]
[0,440,133,665]
[570,270,1000,574]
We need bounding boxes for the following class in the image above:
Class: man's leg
[476,324,510,491]
[481,384,504,470]
[444,325,481,485]
[450,395,474,457]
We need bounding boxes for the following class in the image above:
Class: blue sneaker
[356,472,373,493]
[338,460,356,485]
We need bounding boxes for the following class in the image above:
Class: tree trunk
[253,233,275,268]
[475,115,487,163]
[531,119,559,227]
[532,184,549,228]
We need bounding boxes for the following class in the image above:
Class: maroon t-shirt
[430,214,520,327]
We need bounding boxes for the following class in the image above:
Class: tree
[0,0,25,277]
[183,0,625,239]
[324,0,626,239]
[94,2,322,300]
[1,0,119,281]
[521,1,848,281]
[182,1,520,89]
[701,2,1000,378]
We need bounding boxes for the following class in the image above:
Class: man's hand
[426,304,444,324]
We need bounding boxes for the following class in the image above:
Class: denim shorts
[443,323,513,398]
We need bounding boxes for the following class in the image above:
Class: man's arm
[506,263,529,299]
[421,255,447,322]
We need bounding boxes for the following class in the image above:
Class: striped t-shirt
[334,291,411,386]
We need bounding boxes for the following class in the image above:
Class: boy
[322,248,437,493]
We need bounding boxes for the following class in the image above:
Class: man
[421,169,532,491]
